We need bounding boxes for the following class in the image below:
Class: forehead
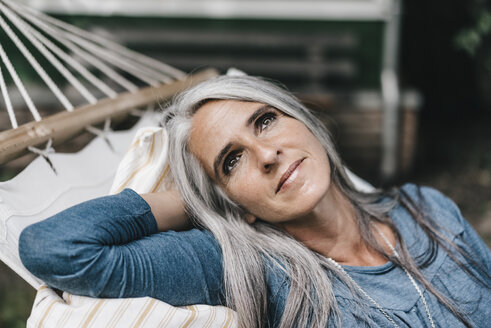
[188,100,262,176]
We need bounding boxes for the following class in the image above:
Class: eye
[256,112,277,132]
[223,151,242,176]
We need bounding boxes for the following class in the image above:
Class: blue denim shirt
[19,184,491,327]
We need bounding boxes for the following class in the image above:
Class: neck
[277,184,390,266]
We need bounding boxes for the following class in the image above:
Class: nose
[254,142,280,173]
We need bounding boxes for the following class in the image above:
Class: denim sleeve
[417,185,491,273]
[438,189,491,272]
[18,189,225,306]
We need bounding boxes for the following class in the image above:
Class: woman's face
[188,100,331,224]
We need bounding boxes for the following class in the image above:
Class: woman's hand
[141,190,190,232]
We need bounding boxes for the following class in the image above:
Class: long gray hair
[162,75,475,327]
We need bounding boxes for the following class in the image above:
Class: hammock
[0,2,373,326]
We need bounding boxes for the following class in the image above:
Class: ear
[244,213,257,224]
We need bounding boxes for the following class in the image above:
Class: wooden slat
[110,29,356,48]
[0,68,219,164]
[157,57,355,79]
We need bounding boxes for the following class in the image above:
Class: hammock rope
[6,0,185,80]
[0,6,74,112]
[27,138,57,174]
[6,10,118,99]
[5,1,139,92]
[85,118,114,152]
[0,3,98,105]
[22,13,140,93]
[6,0,182,85]
[0,65,16,128]
[0,37,41,125]
[59,33,163,86]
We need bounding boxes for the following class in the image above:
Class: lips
[276,158,304,193]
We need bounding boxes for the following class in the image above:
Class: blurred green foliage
[0,168,16,182]
[0,264,36,328]
[454,3,491,108]
[0,287,34,328]
[455,11,491,56]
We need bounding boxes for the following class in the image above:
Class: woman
[20,75,490,327]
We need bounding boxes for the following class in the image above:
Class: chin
[286,178,331,220]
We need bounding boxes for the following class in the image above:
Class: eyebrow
[246,104,274,127]
[213,104,275,179]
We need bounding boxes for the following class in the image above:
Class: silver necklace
[327,228,435,328]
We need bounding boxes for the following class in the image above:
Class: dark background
[399,0,491,246]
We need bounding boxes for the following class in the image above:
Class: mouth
[276,158,305,194]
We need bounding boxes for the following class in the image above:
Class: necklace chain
[327,257,402,327]
[376,228,435,328]
[327,228,435,328]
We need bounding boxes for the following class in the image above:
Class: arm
[18,189,224,306]
[141,189,191,232]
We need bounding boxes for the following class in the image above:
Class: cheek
[301,166,331,206]
[225,172,270,216]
